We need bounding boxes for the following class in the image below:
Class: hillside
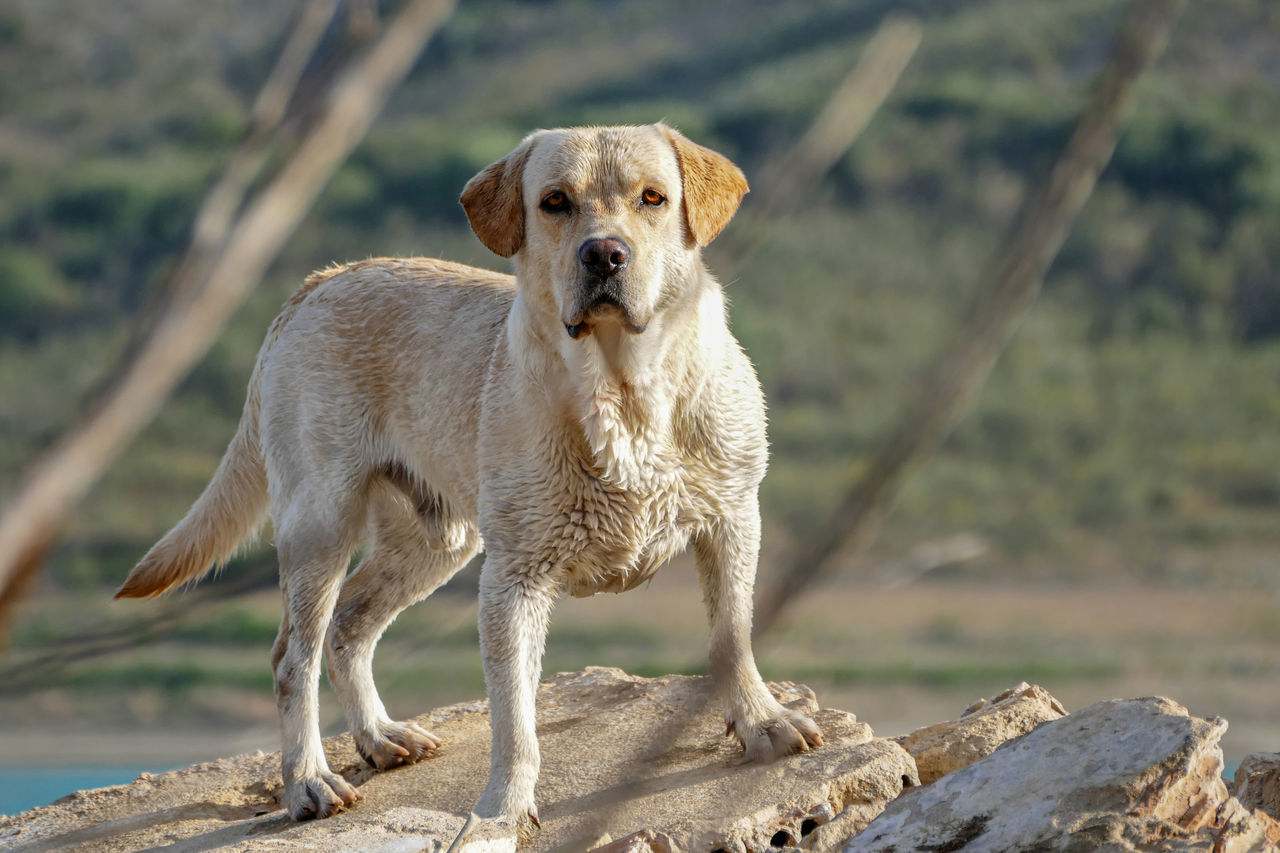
[3,0,1279,589]
[2,0,1280,777]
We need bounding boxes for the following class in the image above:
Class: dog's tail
[115,392,269,599]
[115,268,347,600]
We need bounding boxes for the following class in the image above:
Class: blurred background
[2,0,1278,816]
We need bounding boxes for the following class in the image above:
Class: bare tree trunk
[755,0,1186,635]
[0,0,457,637]
[184,0,341,272]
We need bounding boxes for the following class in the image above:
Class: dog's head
[460,124,747,341]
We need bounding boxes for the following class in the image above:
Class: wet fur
[117,123,821,826]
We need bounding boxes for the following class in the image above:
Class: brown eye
[540,191,570,213]
[641,188,665,207]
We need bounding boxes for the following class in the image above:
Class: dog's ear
[460,135,537,258]
[658,123,749,248]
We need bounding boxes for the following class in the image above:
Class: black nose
[578,237,630,279]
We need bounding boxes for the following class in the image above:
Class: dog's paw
[445,808,537,853]
[474,787,540,829]
[355,720,442,770]
[727,706,823,764]
[285,771,361,820]
[517,807,541,845]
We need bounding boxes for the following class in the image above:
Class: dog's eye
[641,188,665,207]
[540,192,570,214]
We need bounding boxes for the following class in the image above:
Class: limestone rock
[894,681,1066,784]
[18,671,1277,853]
[1211,795,1280,852]
[1234,753,1280,821]
[0,667,915,853]
[843,696,1241,853]
[589,828,681,852]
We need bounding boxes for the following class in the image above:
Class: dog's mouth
[564,292,648,339]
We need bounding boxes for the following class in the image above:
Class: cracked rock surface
[0,667,915,853]
[894,680,1067,785]
[1234,753,1280,822]
[11,673,1280,853]
[844,695,1280,853]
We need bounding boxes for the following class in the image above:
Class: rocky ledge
[3,667,1279,852]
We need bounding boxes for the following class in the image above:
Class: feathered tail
[114,268,345,599]
[114,401,268,599]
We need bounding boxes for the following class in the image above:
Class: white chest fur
[558,469,695,598]
[571,324,678,492]
[562,339,706,596]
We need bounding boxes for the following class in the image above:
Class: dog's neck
[508,267,725,491]
[569,319,672,489]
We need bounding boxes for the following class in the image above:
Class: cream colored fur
[117,124,821,830]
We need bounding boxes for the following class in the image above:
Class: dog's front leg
[694,500,823,761]
[473,560,556,828]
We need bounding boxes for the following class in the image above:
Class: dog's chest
[557,466,705,598]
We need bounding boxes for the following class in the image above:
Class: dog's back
[116,257,513,600]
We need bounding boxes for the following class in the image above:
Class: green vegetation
[2,0,1279,599]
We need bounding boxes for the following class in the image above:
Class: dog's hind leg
[273,496,364,821]
[326,482,481,770]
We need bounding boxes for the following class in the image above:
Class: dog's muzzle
[565,237,647,339]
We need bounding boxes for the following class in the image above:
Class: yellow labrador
[117,123,822,828]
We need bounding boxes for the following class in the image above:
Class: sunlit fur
[117,124,820,828]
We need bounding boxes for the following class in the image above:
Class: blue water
[0,765,175,816]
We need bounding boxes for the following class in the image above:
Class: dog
[116,123,822,829]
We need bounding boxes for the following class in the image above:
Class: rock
[894,681,1066,784]
[16,672,1280,853]
[0,668,915,853]
[1212,795,1280,852]
[549,677,917,853]
[1234,753,1280,821]
[843,696,1250,853]
[772,736,918,853]
[590,828,682,852]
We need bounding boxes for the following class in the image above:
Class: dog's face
[461,124,748,342]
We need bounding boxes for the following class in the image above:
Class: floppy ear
[658,123,749,248]
[459,135,536,258]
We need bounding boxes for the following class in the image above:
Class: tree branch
[755,0,1186,635]
[0,0,457,640]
